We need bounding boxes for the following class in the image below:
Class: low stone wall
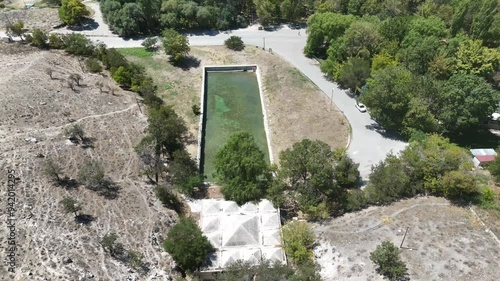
[197,65,274,176]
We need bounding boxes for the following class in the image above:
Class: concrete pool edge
[197,65,274,179]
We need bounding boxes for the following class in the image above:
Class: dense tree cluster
[99,0,318,36]
[268,140,359,219]
[100,0,254,36]
[306,0,500,138]
[350,134,479,208]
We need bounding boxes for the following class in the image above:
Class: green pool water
[202,71,269,182]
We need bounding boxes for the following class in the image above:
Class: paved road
[48,1,408,179]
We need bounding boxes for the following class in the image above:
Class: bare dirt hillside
[0,43,178,280]
[313,197,500,281]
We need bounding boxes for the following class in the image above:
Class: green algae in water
[203,71,269,182]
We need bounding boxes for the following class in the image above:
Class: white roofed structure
[187,199,286,278]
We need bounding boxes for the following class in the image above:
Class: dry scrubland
[314,196,500,281]
[122,45,349,161]
[0,6,60,32]
[0,43,177,280]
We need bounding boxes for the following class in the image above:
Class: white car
[355,103,367,113]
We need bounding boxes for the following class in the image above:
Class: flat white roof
[187,199,286,271]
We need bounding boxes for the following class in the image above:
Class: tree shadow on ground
[365,122,405,142]
[184,29,221,36]
[173,56,201,71]
[59,177,78,190]
[75,214,95,225]
[69,18,99,31]
[81,137,95,149]
[99,179,120,199]
[447,128,499,149]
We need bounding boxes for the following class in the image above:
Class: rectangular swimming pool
[200,69,270,182]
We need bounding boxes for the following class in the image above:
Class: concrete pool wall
[197,65,274,180]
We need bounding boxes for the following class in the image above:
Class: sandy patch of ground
[0,43,177,280]
[123,46,349,162]
[313,196,500,281]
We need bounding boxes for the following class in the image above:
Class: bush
[77,159,106,190]
[85,58,103,73]
[224,36,244,51]
[282,221,316,264]
[192,104,201,115]
[163,217,213,272]
[486,149,500,183]
[370,241,408,280]
[31,29,48,49]
[49,34,65,49]
[442,171,479,199]
[346,189,368,212]
[63,33,95,56]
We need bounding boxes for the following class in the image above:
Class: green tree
[371,52,397,73]
[215,132,270,205]
[439,74,499,133]
[365,155,411,205]
[42,157,64,183]
[282,221,316,264]
[163,217,213,272]
[85,58,103,73]
[379,16,412,44]
[304,12,356,57]
[343,21,382,57]
[336,57,370,93]
[442,170,478,199]
[31,29,49,49]
[280,0,306,23]
[398,31,441,74]
[77,159,106,190]
[333,151,360,188]
[400,134,472,195]
[162,28,190,63]
[224,36,245,51]
[370,241,408,281]
[455,39,500,78]
[360,66,413,132]
[101,232,125,257]
[59,0,91,25]
[278,139,347,216]
[254,0,280,26]
[62,33,95,56]
[169,149,201,195]
[146,105,187,157]
[60,196,82,217]
[49,34,65,49]
[6,21,26,40]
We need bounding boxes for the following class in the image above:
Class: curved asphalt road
[50,1,408,179]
